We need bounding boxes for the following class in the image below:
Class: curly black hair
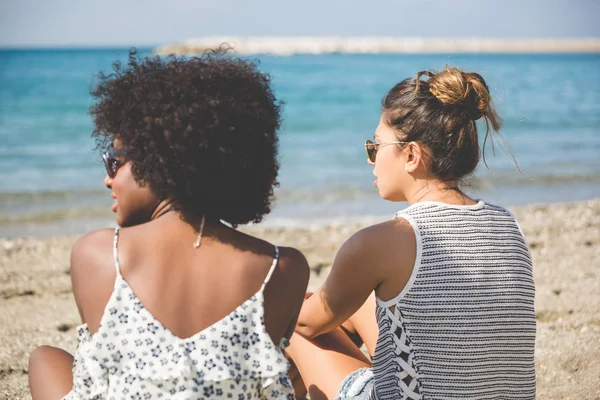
[90,49,281,226]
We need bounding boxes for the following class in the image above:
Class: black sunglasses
[102,146,128,179]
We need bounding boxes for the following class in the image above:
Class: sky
[1,0,599,47]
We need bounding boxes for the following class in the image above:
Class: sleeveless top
[62,228,295,400]
[370,201,536,400]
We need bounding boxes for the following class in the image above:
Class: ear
[404,142,424,173]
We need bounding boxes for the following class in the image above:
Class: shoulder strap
[260,245,279,291]
[112,227,122,276]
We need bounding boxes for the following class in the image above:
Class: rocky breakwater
[154,36,600,56]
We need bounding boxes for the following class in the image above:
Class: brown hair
[382,65,505,181]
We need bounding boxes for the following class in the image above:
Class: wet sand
[1,199,599,399]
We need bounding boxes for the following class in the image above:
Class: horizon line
[2,35,600,50]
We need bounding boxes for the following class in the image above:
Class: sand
[1,199,599,399]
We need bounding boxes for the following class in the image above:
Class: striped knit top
[371,200,536,400]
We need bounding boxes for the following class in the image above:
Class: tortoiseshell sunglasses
[364,139,409,163]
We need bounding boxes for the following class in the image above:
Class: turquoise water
[1,49,599,236]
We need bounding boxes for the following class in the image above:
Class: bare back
[70,213,309,346]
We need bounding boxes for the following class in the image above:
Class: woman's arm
[295,218,416,339]
[70,229,117,332]
[295,224,387,338]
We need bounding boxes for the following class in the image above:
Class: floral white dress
[62,228,295,399]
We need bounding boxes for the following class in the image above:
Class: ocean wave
[2,172,599,227]
[274,186,374,203]
[474,173,600,188]
[0,207,112,225]
[0,189,106,206]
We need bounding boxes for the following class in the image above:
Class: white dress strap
[259,245,279,291]
[112,227,122,277]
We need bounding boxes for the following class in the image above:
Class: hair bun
[428,66,491,120]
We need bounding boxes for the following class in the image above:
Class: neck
[405,178,473,206]
[150,200,174,220]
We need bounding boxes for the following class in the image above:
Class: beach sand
[1,199,599,399]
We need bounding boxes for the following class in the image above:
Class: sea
[1,49,599,237]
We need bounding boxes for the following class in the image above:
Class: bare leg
[29,346,74,400]
[286,328,371,400]
[340,291,378,358]
[287,357,308,399]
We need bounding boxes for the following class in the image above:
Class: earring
[194,214,205,249]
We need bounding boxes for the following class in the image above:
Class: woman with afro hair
[28,49,309,399]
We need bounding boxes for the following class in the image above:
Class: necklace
[194,214,205,249]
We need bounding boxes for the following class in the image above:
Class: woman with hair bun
[28,49,309,399]
[287,66,536,400]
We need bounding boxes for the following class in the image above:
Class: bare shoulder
[234,230,310,287]
[276,246,310,287]
[328,218,417,294]
[350,218,417,300]
[265,245,310,307]
[342,218,415,257]
[70,228,117,328]
[262,246,310,341]
[70,228,115,266]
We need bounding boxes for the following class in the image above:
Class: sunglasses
[102,146,128,179]
[364,139,409,163]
